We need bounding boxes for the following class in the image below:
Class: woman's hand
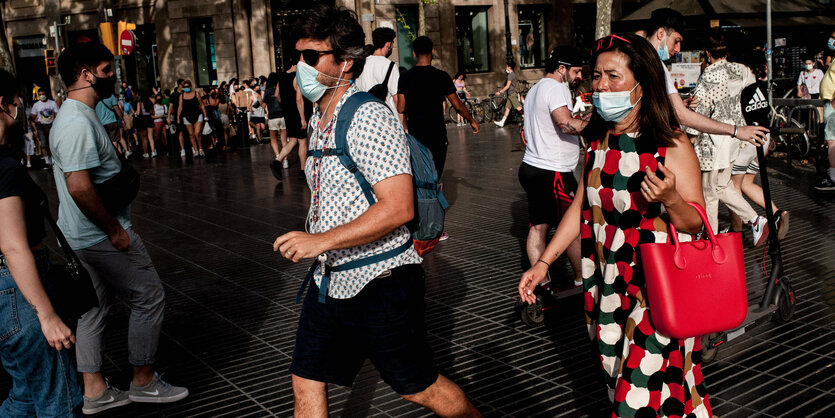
[518,262,549,305]
[39,312,75,351]
[641,162,681,206]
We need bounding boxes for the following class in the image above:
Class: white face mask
[39,95,47,102]
[806,64,815,71]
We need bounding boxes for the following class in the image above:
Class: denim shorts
[0,250,83,417]
[290,264,439,395]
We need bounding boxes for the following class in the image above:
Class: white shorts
[268,117,286,131]
[732,135,770,175]
[182,114,204,125]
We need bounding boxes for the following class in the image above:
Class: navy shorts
[290,264,439,395]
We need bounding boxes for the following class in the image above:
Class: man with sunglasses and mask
[272,5,479,417]
[51,42,188,415]
[638,8,769,146]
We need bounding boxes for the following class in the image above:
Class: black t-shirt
[397,65,456,131]
[740,80,769,128]
[264,87,283,119]
[169,91,181,119]
[0,149,47,249]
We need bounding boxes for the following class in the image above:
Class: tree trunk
[595,0,613,39]
[0,9,15,74]
[418,1,425,36]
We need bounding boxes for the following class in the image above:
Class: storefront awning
[618,0,834,27]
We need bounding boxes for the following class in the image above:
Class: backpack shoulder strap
[382,61,395,86]
[334,91,386,206]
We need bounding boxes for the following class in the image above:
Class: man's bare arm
[551,106,588,136]
[64,170,130,250]
[274,174,415,262]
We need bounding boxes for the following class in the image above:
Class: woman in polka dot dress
[519,34,711,417]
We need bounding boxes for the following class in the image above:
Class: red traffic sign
[119,30,135,55]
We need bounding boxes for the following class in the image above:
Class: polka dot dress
[582,132,712,418]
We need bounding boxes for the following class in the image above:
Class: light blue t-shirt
[50,99,131,250]
[95,95,119,125]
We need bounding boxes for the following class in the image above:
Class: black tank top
[182,95,200,117]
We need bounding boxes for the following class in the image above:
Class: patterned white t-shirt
[305,85,422,299]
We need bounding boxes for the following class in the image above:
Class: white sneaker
[282,159,289,169]
[494,119,505,128]
[126,150,133,158]
[151,150,157,157]
[142,153,149,158]
[180,149,186,157]
[750,216,769,247]
[192,147,197,155]
[198,149,205,157]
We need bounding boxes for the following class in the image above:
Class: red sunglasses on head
[592,34,632,55]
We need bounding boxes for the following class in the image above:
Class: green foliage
[396,10,416,42]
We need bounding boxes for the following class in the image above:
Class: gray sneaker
[82,382,132,415]
[128,373,189,404]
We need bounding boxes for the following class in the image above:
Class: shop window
[518,6,546,69]
[455,7,490,73]
[396,6,418,70]
[190,19,217,87]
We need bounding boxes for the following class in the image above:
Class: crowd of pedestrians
[0,2,832,417]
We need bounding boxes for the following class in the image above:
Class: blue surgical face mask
[183,88,191,93]
[657,43,670,62]
[592,82,641,122]
[296,61,348,102]
[828,37,835,51]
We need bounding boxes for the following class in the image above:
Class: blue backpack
[312,91,449,241]
[298,92,449,303]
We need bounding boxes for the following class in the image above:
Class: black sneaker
[814,177,835,191]
[270,160,283,181]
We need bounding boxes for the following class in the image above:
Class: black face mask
[91,74,117,101]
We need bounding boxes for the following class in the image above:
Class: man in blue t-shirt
[51,42,188,415]
[95,94,129,156]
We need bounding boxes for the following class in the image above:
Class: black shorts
[290,264,439,395]
[518,162,577,227]
[250,116,266,125]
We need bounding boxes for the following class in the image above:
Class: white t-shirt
[663,64,677,96]
[356,55,399,116]
[798,69,824,94]
[31,99,59,125]
[522,78,579,172]
[153,103,166,122]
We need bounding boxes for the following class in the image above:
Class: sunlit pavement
[5,124,834,417]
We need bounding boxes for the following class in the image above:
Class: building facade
[2,0,644,98]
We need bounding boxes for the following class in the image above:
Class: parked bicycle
[447,96,487,124]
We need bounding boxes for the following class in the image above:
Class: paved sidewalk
[3,125,834,417]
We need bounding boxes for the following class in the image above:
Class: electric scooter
[514,273,583,327]
[700,128,797,363]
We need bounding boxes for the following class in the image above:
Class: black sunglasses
[300,49,335,66]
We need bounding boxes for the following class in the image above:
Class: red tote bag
[639,202,748,339]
